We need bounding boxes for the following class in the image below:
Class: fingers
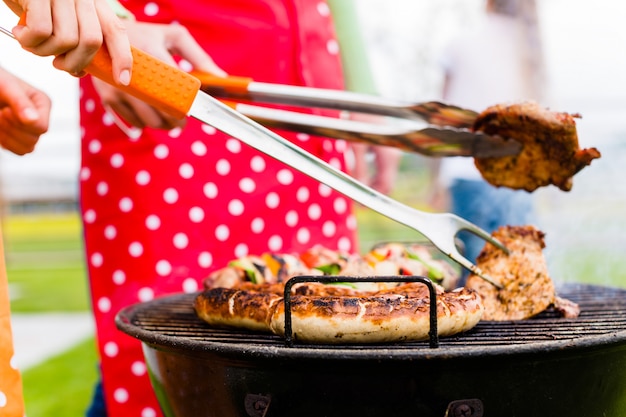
[92,78,185,130]
[10,0,55,50]
[95,0,132,85]
[51,0,102,75]
[0,112,41,155]
[0,67,50,155]
[13,0,96,63]
[161,23,227,77]
[14,0,100,74]
[91,20,224,129]
[12,0,132,84]
[0,70,50,131]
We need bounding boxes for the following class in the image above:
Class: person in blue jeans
[432,0,546,283]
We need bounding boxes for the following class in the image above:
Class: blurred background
[1,0,625,414]
[1,0,625,278]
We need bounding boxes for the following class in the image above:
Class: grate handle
[283,275,439,348]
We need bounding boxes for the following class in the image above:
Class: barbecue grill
[116,282,626,417]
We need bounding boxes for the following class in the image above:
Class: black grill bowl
[116,283,626,417]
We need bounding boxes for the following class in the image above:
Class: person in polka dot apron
[81,1,388,416]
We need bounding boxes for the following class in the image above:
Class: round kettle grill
[116,282,626,417]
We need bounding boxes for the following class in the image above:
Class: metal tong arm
[192,72,478,128]
[231,102,521,158]
[190,94,506,286]
[193,96,428,230]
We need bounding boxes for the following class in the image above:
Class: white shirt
[439,13,534,185]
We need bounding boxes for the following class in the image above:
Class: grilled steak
[466,225,556,320]
[473,101,601,192]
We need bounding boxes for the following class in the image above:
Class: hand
[3,0,133,85]
[92,20,226,130]
[0,67,51,155]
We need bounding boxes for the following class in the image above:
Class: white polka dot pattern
[198,252,212,268]
[129,242,144,257]
[114,388,129,403]
[131,361,147,376]
[189,207,205,222]
[104,225,117,239]
[142,407,157,417]
[182,278,198,293]
[191,140,207,156]
[104,342,118,358]
[234,243,249,258]
[136,170,150,185]
[239,177,256,193]
[326,39,340,55]
[112,270,126,285]
[251,217,265,233]
[144,2,159,16]
[146,215,161,230]
[168,127,182,138]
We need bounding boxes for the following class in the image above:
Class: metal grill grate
[116,283,626,358]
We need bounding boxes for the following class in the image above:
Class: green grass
[4,212,95,416]
[7,264,90,311]
[22,338,99,417]
[4,213,89,312]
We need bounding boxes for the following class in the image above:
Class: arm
[0,66,51,155]
[2,0,132,85]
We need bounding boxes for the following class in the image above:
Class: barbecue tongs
[0,24,508,287]
[192,72,522,158]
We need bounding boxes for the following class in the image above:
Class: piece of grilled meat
[466,225,556,321]
[473,101,601,192]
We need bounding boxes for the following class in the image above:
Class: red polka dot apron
[79,1,357,415]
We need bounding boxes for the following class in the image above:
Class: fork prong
[447,250,503,289]
[458,218,510,255]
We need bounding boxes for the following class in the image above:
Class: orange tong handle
[190,71,253,95]
[86,46,200,119]
[18,14,199,119]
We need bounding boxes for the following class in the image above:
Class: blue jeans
[449,179,533,282]
[86,378,107,417]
